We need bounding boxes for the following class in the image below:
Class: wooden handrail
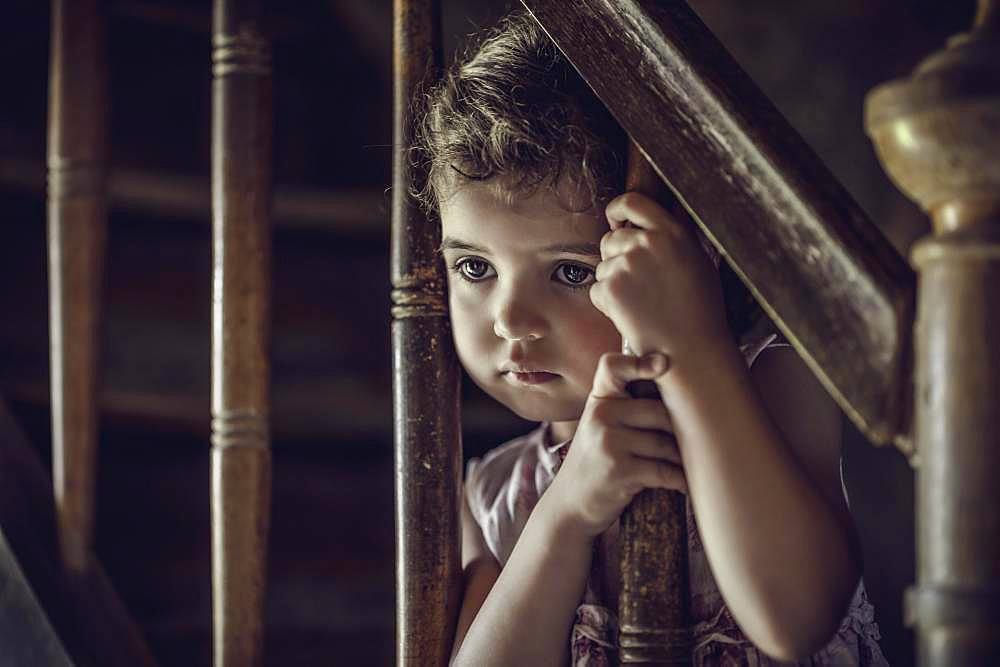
[209,0,274,665]
[520,0,916,454]
[0,157,386,234]
[391,0,463,665]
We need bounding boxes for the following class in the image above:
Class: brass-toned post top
[976,0,999,32]
[865,0,1000,234]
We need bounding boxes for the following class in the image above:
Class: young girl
[414,11,888,666]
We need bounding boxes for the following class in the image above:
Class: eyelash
[449,256,596,290]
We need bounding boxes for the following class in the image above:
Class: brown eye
[554,263,594,287]
[457,257,494,281]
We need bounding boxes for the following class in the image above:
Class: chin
[502,393,583,424]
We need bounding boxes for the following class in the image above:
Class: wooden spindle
[210,1,273,665]
[47,0,109,575]
[617,143,691,664]
[866,1,1000,664]
[392,0,462,665]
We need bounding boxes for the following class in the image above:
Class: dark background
[0,1,977,664]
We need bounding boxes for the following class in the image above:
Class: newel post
[866,1,1000,663]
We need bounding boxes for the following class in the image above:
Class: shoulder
[464,426,552,565]
[466,428,544,503]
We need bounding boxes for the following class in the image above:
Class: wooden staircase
[3,1,985,665]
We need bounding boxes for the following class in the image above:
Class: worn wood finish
[47,0,109,575]
[866,2,1000,663]
[618,143,691,664]
[210,1,273,665]
[392,1,462,665]
[520,0,917,454]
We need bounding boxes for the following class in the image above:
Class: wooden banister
[520,0,917,455]
[391,0,463,665]
[209,0,274,665]
[47,0,108,576]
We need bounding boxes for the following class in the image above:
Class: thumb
[589,352,670,401]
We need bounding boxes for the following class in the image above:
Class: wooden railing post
[866,1,1000,664]
[392,0,462,664]
[210,1,273,665]
[618,145,691,664]
[47,0,109,575]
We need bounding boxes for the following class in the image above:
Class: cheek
[448,290,491,360]
[558,301,621,374]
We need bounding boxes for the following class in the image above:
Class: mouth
[501,366,560,385]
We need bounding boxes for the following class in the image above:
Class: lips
[500,363,560,385]
[505,371,559,385]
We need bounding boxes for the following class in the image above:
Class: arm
[451,490,501,662]
[451,484,592,666]
[657,341,860,660]
[453,354,686,666]
[594,192,862,660]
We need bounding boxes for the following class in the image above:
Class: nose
[493,285,548,341]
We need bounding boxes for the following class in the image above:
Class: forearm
[656,343,858,655]
[453,490,592,666]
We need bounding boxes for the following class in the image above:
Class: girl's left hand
[590,192,729,358]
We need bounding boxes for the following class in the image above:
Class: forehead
[439,182,608,249]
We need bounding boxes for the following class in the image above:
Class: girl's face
[439,181,621,426]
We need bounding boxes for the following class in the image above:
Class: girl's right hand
[547,352,687,539]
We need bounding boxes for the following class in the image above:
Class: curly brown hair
[412,9,767,340]
[412,9,626,215]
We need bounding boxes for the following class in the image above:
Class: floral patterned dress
[465,334,890,666]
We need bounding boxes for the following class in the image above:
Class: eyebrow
[439,237,600,257]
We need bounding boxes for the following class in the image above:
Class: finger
[606,191,686,235]
[594,253,627,283]
[626,430,681,465]
[633,459,688,494]
[589,352,670,400]
[599,227,645,260]
[593,398,674,433]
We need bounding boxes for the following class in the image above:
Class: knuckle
[589,401,612,424]
[606,274,627,299]
[602,446,621,470]
[589,282,604,307]
[620,192,643,210]
[600,231,614,255]
[597,352,619,374]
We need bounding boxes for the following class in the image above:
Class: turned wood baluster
[392,0,463,665]
[209,1,273,665]
[617,144,691,664]
[47,0,108,575]
[866,1,1000,663]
